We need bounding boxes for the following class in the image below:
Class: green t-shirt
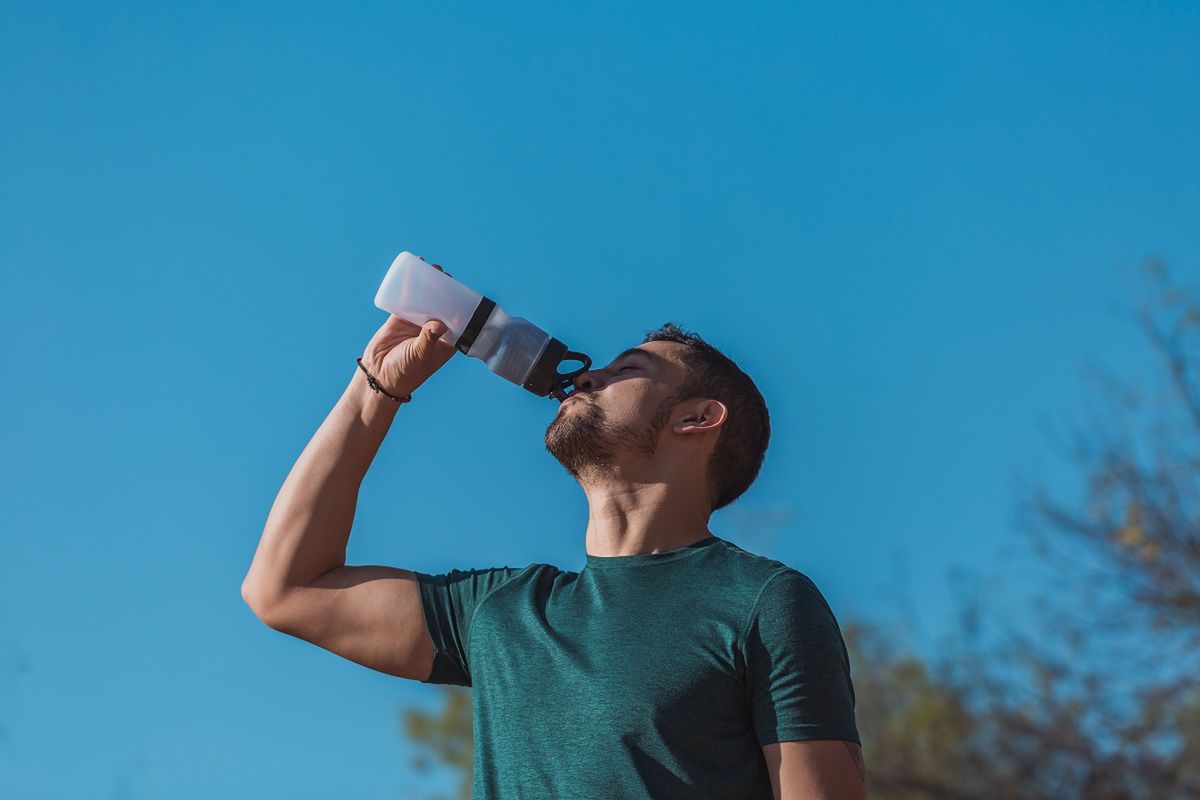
[415,534,860,799]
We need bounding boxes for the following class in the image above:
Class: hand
[359,257,458,397]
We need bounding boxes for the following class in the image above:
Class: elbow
[241,576,282,626]
[241,579,266,620]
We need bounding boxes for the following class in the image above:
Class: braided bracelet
[355,357,413,404]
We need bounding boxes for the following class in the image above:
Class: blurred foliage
[398,258,1200,798]
[398,685,473,800]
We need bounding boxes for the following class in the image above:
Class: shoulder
[416,562,567,610]
[706,538,831,607]
[471,562,572,604]
[698,539,839,635]
[707,536,797,588]
[752,568,835,618]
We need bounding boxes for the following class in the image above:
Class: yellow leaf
[1115,525,1145,547]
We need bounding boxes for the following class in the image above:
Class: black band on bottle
[454,297,497,355]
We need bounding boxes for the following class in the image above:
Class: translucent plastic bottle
[374,251,592,401]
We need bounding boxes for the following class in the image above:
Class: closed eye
[619,366,638,372]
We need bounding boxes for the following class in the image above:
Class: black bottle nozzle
[522,337,592,401]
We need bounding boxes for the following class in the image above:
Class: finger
[418,319,449,354]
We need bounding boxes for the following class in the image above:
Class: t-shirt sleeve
[414,566,527,686]
[743,568,861,746]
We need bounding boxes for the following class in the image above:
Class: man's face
[543,340,688,480]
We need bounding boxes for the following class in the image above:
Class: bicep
[762,740,867,800]
[253,564,435,681]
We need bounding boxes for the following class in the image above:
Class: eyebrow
[608,348,654,370]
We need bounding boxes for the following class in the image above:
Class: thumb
[422,319,448,342]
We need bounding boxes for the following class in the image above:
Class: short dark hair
[641,322,771,512]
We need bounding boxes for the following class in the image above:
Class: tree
[857,258,1200,798]
[398,685,473,800]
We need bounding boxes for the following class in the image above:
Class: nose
[573,367,605,393]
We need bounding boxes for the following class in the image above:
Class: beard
[543,394,677,481]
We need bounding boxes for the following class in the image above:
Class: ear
[674,399,727,435]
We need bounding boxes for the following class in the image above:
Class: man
[242,259,867,799]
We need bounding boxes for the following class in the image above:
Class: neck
[581,476,712,557]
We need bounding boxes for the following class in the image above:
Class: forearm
[242,369,401,609]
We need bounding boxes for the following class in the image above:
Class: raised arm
[241,260,458,679]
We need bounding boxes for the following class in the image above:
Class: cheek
[623,390,672,428]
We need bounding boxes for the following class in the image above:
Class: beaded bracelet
[355,357,413,404]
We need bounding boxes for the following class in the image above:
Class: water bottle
[373,252,592,401]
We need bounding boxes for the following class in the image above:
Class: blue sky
[2,2,1198,797]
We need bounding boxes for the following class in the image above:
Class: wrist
[355,357,413,403]
[345,367,405,423]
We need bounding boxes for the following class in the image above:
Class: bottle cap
[522,337,591,401]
